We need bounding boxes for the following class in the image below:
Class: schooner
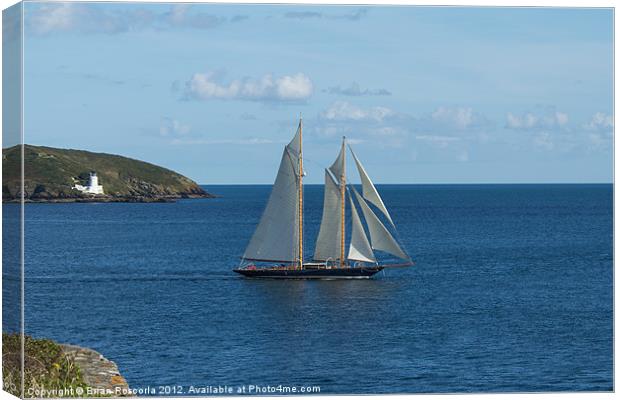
[234,118,413,279]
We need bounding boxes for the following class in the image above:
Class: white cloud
[415,135,461,148]
[375,127,398,136]
[276,74,313,100]
[27,3,155,34]
[582,113,613,151]
[160,118,190,136]
[555,112,569,126]
[26,3,228,35]
[311,102,404,147]
[409,107,491,138]
[504,109,613,153]
[588,133,606,149]
[29,3,76,34]
[313,103,491,153]
[431,107,475,129]
[506,109,569,130]
[507,112,535,129]
[284,8,368,21]
[168,4,189,25]
[170,138,282,145]
[284,11,323,19]
[325,82,391,96]
[322,101,395,122]
[533,132,554,150]
[184,72,313,102]
[584,112,613,131]
[165,4,224,29]
[346,138,366,145]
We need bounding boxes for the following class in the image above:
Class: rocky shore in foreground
[2,333,132,398]
[60,344,132,397]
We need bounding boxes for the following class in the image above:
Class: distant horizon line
[5,144,612,187]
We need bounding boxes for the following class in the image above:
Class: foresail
[349,147,394,227]
[314,170,342,261]
[243,129,301,262]
[348,190,375,263]
[352,187,409,261]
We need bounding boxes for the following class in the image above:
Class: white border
[0,1,615,400]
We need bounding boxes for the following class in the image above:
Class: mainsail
[315,139,347,264]
[352,187,410,261]
[242,125,302,263]
[314,170,342,261]
[349,147,394,227]
[347,190,376,263]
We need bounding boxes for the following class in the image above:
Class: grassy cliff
[2,333,89,397]
[3,333,131,397]
[2,145,213,201]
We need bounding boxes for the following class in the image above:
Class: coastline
[2,193,217,204]
[2,334,132,398]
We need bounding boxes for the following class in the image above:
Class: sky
[9,2,615,184]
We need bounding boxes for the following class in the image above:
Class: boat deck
[233,265,384,279]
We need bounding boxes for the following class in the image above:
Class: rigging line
[300,156,334,174]
[302,156,363,185]
[388,223,411,261]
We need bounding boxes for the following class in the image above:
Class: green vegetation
[2,333,89,398]
[2,145,212,201]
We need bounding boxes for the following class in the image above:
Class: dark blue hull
[233,266,384,279]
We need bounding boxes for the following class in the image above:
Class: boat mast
[340,136,346,268]
[298,116,304,269]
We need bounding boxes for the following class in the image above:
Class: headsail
[349,147,394,227]
[352,187,409,261]
[314,170,342,261]
[243,125,301,262]
[347,190,375,263]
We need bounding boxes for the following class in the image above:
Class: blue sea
[3,184,613,393]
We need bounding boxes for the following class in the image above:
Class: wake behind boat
[233,117,413,279]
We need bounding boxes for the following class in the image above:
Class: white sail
[313,169,342,261]
[348,190,375,263]
[243,126,301,262]
[352,187,409,261]
[329,142,345,183]
[349,147,394,227]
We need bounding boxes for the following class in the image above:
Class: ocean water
[3,184,613,393]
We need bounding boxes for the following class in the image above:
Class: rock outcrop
[60,344,132,397]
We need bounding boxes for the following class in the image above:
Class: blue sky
[16,2,614,184]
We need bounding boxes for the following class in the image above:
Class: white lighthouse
[73,172,104,195]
